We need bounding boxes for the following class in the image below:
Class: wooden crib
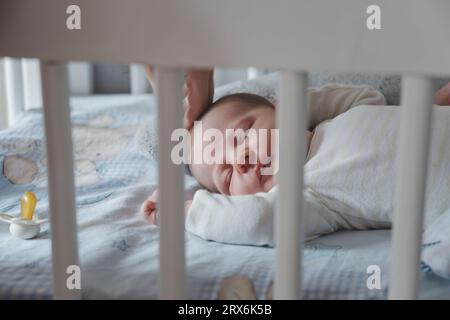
[1,0,450,300]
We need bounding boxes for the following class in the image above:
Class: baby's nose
[233,161,261,175]
[231,150,252,174]
[237,147,259,164]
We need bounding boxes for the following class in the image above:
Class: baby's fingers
[150,189,159,199]
[140,200,158,224]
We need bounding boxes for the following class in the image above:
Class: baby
[141,73,450,246]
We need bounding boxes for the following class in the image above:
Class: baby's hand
[140,189,192,225]
[140,189,159,224]
[144,66,214,129]
[183,69,214,129]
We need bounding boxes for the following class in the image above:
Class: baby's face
[189,99,275,195]
[189,99,313,195]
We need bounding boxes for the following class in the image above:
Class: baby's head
[187,93,312,195]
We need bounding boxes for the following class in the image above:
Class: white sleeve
[307,84,386,129]
[185,186,347,247]
[185,187,277,246]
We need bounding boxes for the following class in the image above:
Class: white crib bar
[156,68,186,299]
[389,76,434,300]
[40,61,81,300]
[4,58,24,126]
[274,72,308,299]
[130,64,150,94]
[68,62,94,95]
[22,58,43,110]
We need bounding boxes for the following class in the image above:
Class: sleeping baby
[141,73,450,246]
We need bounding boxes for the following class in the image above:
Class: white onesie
[185,84,394,246]
[186,102,450,247]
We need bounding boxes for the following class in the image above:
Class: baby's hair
[185,92,275,177]
[197,92,275,119]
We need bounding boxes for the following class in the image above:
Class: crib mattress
[1,94,449,300]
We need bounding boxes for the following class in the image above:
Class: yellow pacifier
[20,191,37,220]
[0,191,48,240]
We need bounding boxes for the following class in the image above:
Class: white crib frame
[1,0,450,300]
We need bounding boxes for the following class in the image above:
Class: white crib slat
[156,68,186,299]
[389,76,434,300]
[130,64,150,94]
[68,62,94,95]
[4,58,24,126]
[22,58,43,110]
[274,72,308,300]
[40,61,80,299]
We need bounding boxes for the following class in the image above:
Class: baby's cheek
[230,178,248,195]
[263,175,276,192]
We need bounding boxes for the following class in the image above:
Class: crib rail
[1,0,450,76]
[1,0,450,300]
